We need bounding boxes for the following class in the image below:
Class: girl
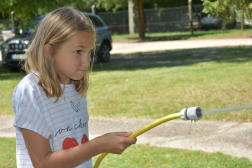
[12,7,136,168]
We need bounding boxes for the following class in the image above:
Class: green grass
[92,145,251,168]
[0,138,16,168]
[0,66,26,115]
[0,138,251,168]
[112,29,252,41]
[88,46,252,121]
[1,46,252,121]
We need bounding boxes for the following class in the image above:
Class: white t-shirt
[12,72,92,168]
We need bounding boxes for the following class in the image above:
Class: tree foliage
[0,0,92,28]
[95,0,128,12]
[1,0,204,37]
[202,0,252,30]
[144,0,202,9]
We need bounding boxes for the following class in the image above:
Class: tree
[1,0,204,38]
[96,0,203,39]
[134,0,145,38]
[144,0,202,8]
[0,0,92,29]
[0,0,147,38]
[96,0,146,39]
[201,0,252,31]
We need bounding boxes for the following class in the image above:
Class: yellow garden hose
[94,112,181,168]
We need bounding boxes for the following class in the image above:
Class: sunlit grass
[88,46,252,121]
[0,138,16,168]
[0,66,26,115]
[1,47,252,121]
[0,138,250,168]
[92,144,251,168]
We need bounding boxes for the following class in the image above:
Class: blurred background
[1,0,252,40]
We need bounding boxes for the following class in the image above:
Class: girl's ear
[43,44,52,60]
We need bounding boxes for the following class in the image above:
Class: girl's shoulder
[14,71,40,93]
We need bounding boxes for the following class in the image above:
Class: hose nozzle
[180,106,203,120]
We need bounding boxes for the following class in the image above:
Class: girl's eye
[75,50,81,54]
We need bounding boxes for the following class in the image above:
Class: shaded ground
[113,33,252,43]
[93,46,252,70]
[109,48,222,66]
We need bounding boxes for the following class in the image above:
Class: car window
[88,16,104,27]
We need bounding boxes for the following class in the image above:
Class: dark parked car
[199,13,236,30]
[2,13,112,72]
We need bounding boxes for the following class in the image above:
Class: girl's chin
[71,75,85,81]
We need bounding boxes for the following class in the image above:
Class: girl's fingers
[114,132,132,137]
[113,132,137,144]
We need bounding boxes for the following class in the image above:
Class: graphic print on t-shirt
[62,137,79,150]
[62,134,89,150]
[71,101,81,112]
[62,101,89,150]
[81,134,89,144]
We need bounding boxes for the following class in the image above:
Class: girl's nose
[81,53,90,67]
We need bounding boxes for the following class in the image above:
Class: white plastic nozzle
[180,106,203,120]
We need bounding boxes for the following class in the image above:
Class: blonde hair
[25,6,96,102]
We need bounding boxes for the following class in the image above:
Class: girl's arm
[21,128,136,168]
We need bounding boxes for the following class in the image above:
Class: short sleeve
[13,81,51,139]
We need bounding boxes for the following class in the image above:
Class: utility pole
[128,0,135,36]
[188,0,193,35]
[11,11,15,30]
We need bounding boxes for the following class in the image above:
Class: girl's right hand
[97,132,137,154]
[21,129,136,168]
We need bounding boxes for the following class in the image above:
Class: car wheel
[7,65,19,72]
[217,24,222,30]
[98,42,110,62]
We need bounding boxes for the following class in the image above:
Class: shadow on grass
[0,65,26,80]
[118,32,219,42]
[113,28,252,43]
[92,46,252,72]
[1,46,252,76]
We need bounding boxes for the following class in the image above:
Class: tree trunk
[134,0,145,39]
[188,0,193,35]
[128,0,135,36]
[241,8,244,31]
[180,7,184,32]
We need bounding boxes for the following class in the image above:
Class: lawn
[0,66,26,115]
[0,138,16,168]
[93,144,251,168]
[87,46,252,121]
[1,138,251,168]
[112,29,252,42]
[1,46,252,121]
[1,46,252,167]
